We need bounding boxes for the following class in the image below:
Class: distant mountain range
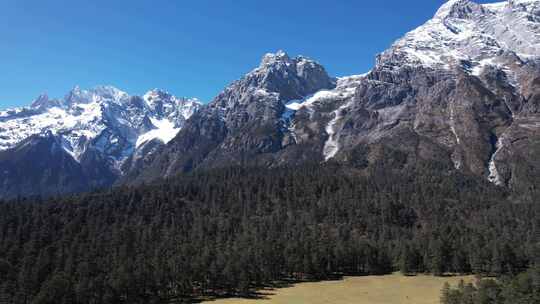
[2,0,540,199]
[0,86,201,198]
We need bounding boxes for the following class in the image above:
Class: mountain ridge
[0,86,202,158]
[127,0,540,198]
[2,0,540,199]
[0,86,202,198]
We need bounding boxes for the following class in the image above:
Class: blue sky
[0,0,494,108]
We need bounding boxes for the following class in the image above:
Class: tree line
[0,163,538,303]
[441,266,540,304]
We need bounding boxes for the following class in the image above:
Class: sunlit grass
[205,273,475,304]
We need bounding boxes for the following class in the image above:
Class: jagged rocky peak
[27,86,131,110]
[63,85,130,106]
[255,50,331,79]
[143,88,202,120]
[30,93,49,108]
[93,85,130,102]
[434,0,484,19]
[143,88,183,110]
[259,49,291,67]
[241,50,336,101]
[143,89,175,114]
[30,93,66,110]
[64,86,94,105]
[144,88,172,101]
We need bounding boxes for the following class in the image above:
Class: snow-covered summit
[260,50,291,67]
[377,0,540,70]
[143,88,201,121]
[30,93,52,108]
[0,86,202,169]
[61,85,130,108]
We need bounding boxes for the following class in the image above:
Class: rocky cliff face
[334,0,540,198]
[129,0,540,199]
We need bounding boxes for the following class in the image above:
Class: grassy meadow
[204,273,475,304]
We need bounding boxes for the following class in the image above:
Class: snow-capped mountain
[128,0,540,200]
[0,86,201,198]
[0,86,201,164]
[123,50,336,183]
[378,0,540,71]
[374,0,540,193]
[3,0,540,199]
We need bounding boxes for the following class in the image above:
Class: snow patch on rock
[284,74,365,112]
[323,100,353,161]
[488,136,505,185]
[136,118,180,148]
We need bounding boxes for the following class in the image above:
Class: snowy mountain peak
[142,89,202,120]
[143,89,173,105]
[251,50,329,82]
[30,93,51,108]
[64,86,90,105]
[63,85,130,107]
[258,50,321,70]
[434,0,483,20]
[218,51,335,103]
[275,49,288,57]
[260,50,291,67]
[144,88,167,96]
[0,86,202,168]
[377,0,540,70]
[92,85,129,101]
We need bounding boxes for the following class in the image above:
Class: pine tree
[430,240,445,277]
[400,244,413,276]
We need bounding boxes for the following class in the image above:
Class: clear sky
[0,0,495,108]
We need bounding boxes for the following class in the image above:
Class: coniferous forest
[440,266,540,304]
[0,163,538,303]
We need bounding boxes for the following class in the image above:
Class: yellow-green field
[205,273,475,304]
